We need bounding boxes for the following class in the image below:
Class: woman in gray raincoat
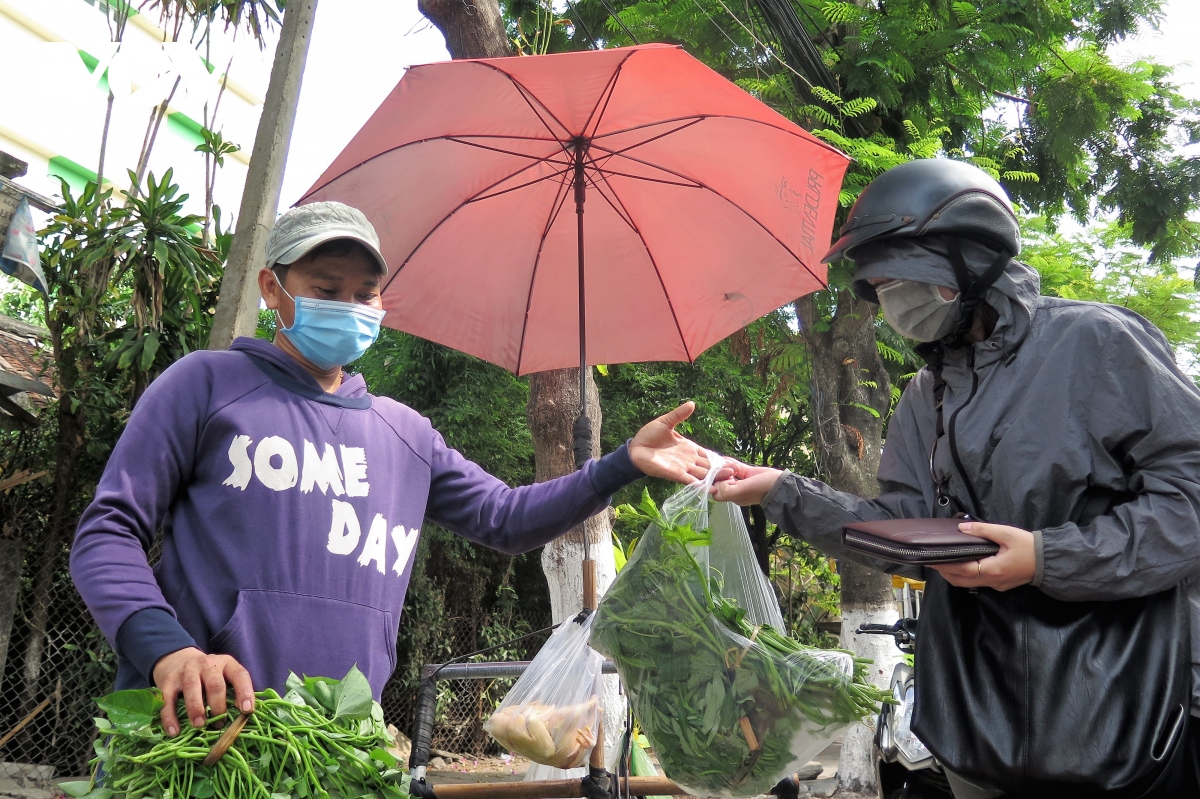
[716,159,1200,799]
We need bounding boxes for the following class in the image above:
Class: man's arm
[427,402,717,553]
[69,354,253,735]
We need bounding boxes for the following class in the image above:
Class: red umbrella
[301,44,851,669]
[301,43,848,458]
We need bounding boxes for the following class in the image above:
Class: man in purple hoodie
[70,202,718,739]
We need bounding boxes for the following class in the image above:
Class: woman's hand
[930,521,1037,591]
[712,461,784,506]
[630,402,732,484]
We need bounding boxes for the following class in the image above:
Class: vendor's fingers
[180,664,208,729]
[202,661,229,720]
[159,682,183,737]
[658,401,696,430]
[223,658,255,714]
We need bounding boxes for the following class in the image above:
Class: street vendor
[70,201,718,740]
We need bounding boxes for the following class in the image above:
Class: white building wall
[0,0,275,223]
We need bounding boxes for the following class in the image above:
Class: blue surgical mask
[276,285,386,370]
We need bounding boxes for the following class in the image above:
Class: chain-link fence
[381,612,552,756]
[0,548,552,779]
[0,541,115,780]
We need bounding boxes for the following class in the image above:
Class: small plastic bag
[485,613,603,769]
[593,453,870,798]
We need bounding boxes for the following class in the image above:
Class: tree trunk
[796,290,898,794]
[526,368,624,769]
[209,0,319,349]
[415,3,626,770]
[417,0,511,59]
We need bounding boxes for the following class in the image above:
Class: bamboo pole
[0,695,49,750]
[429,776,685,799]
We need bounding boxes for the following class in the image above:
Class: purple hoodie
[70,338,639,698]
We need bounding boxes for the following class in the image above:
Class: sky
[275,1,449,209]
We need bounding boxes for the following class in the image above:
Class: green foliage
[1023,219,1200,366]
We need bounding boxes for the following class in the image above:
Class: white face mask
[875,280,961,342]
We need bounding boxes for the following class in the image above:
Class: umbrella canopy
[301,44,849,376]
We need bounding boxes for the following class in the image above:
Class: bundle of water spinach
[591,491,891,798]
[61,666,409,799]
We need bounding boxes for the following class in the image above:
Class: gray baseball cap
[265,201,388,274]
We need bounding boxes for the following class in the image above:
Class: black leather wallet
[842,518,999,565]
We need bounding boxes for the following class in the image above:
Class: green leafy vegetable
[62,666,409,799]
[592,490,892,797]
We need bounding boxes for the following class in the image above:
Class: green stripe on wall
[48,156,99,195]
[167,112,206,147]
[76,50,111,94]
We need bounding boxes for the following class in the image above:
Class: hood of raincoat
[848,235,1043,363]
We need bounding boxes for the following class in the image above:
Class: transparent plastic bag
[709,499,786,631]
[592,454,870,798]
[485,613,603,769]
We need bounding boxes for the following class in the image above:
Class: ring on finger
[976,561,982,578]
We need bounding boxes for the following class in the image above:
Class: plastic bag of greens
[592,455,888,798]
[485,612,603,769]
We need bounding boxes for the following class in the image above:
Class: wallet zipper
[844,531,996,559]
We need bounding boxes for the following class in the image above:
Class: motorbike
[857,580,954,799]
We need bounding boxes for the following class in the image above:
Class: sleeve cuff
[116,607,197,683]
[1030,528,1046,587]
[589,441,644,498]
[760,471,793,514]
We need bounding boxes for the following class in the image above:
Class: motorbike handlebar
[855,618,917,652]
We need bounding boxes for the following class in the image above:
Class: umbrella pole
[572,141,593,476]
[571,143,598,613]
[571,138,608,778]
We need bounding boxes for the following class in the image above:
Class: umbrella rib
[515,168,575,376]
[591,113,848,159]
[384,158,571,290]
[580,170,638,232]
[471,165,574,204]
[581,51,637,140]
[301,134,569,201]
[589,166,702,189]
[446,137,571,166]
[589,145,826,287]
[591,171,694,363]
[474,61,575,144]
[592,118,706,159]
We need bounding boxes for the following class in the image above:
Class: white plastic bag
[485,613,603,769]
[593,453,876,798]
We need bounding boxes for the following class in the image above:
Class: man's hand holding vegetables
[70,202,717,738]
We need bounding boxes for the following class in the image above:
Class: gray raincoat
[762,237,1200,711]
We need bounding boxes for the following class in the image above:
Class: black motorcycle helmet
[822,159,1021,264]
[824,159,1022,341]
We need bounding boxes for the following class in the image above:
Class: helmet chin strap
[943,238,1012,343]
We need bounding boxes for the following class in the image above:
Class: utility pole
[209,0,319,349]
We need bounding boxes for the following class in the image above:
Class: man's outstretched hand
[629,402,730,485]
